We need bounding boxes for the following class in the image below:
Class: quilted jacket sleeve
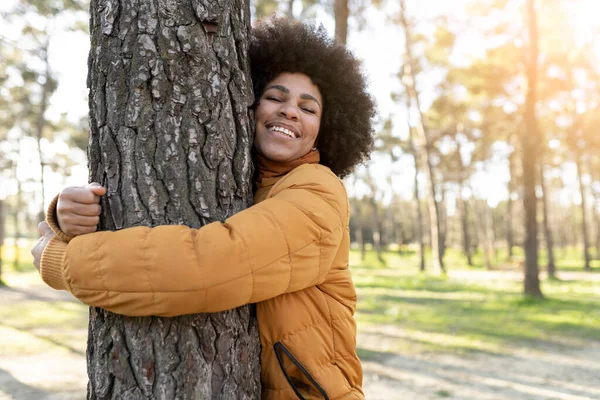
[40,165,348,317]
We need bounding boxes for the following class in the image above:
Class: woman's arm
[40,165,348,317]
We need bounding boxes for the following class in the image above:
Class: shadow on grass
[356,286,600,348]
[358,347,600,399]
[0,367,51,399]
[359,329,509,357]
[0,284,79,304]
[0,321,86,357]
[354,274,506,294]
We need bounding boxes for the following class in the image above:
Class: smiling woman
[250,17,375,178]
[33,16,375,399]
[254,72,322,163]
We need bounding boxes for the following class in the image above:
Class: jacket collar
[255,149,320,190]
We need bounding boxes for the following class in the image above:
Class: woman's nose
[278,103,299,121]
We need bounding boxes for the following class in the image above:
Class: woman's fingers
[60,186,103,205]
[59,213,100,228]
[59,214,100,236]
[57,199,102,217]
[38,221,52,236]
[62,224,100,236]
[86,182,107,197]
[32,222,56,272]
[56,184,105,237]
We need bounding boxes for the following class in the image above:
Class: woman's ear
[312,135,320,150]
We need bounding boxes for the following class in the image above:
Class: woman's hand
[57,183,106,236]
[31,221,55,272]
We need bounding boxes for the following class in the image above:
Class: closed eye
[302,107,316,114]
[266,96,282,102]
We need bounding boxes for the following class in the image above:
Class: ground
[2,268,599,400]
[360,328,600,400]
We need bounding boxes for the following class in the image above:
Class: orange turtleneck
[254,149,320,202]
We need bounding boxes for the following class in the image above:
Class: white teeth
[270,126,296,138]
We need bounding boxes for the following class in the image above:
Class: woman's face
[254,72,322,163]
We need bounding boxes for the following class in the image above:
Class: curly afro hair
[249,17,375,178]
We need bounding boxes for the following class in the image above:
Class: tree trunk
[414,169,425,272]
[357,228,366,261]
[575,155,592,271]
[539,160,556,278]
[594,200,600,262]
[476,200,494,270]
[368,201,384,264]
[0,199,4,285]
[36,44,51,219]
[391,197,406,253]
[521,0,542,297]
[587,164,600,261]
[13,179,21,271]
[438,184,447,263]
[491,208,500,265]
[286,0,294,19]
[399,0,444,274]
[86,1,260,398]
[506,149,516,260]
[365,168,385,264]
[459,182,473,266]
[334,0,349,45]
[404,92,425,271]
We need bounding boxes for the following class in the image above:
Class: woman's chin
[256,145,296,163]
[262,152,293,163]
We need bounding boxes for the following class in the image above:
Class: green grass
[352,249,600,357]
[1,243,598,361]
[0,240,89,357]
[0,271,88,357]
[1,238,39,274]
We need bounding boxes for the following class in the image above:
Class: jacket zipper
[273,341,330,400]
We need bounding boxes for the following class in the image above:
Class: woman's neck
[255,149,320,188]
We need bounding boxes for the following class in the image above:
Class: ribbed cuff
[40,237,70,291]
[46,194,74,243]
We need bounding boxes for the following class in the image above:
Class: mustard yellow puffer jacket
[41,163,363,399]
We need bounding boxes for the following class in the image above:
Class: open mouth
[268,125,298,139]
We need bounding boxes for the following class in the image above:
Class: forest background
[0,0,599,399]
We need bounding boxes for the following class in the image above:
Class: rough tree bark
[522,0,542,297]
[86,0,260,398]
[400,0,444,274]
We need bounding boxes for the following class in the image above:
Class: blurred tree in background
[0,0,89,279]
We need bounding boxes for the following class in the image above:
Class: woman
[33,17,374,399]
